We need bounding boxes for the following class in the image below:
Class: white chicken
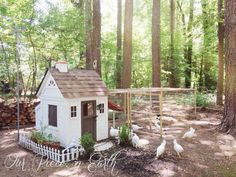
[173,139,184,157]
[131,124,143,132]
[129,129,134,140]
[155,121,161,131]
[156,139,166,158]
[132,133,140,148]
[63,138,78,153]
[110,127,119,137]
[182,127,196,140]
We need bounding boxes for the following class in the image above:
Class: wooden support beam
[194,87,197,115]
[131,110,158,115]
[160,89,163,138]
[109,87,195,94]
[113,112,115,127]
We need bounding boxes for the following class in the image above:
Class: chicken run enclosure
[108,88,196,137]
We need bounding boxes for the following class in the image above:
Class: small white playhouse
[35,61,109,147]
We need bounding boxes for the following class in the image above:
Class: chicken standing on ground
[131,124,143,132]
[155,114,161,131]
[63,139,78,153]
[155,121,160,131]
[156,139,166,158]
[132,133,140,148]
[182,127,196,140]
[110,126,119,137]
[129,129,134,140]
[173,139,184,158]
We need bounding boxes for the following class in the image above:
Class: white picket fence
[19,134,84,163]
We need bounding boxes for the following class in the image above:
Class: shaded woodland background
[1,0,235,134]
[0,0,222,96]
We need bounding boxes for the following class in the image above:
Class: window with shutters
[71,106,77,118]
[48,105,57,127]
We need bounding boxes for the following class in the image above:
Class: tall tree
[220,0,236,135]
[177,0,194,88]
[85,0,101,76]
[152,0,161,87]
[0,38,10,84]
[216,0,224,105]
[85,0,92,69]
[92,0,101,76]
[71,0,86,63]
[116,0,122,88]
[186,0,194,88]
[122,0,133,88]
[201,0,216,90]
[169,0,177,87]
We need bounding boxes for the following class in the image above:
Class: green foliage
[196,92,212,108]
[46,133,54,144]
[80,133,95,155]
[170,94,195,106]
[31,130,55,145]
[0,0,220,99]
[119,124,131,145]
[217,163,236,177]
[31,131,47,144]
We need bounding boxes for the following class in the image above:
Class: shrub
[119,124,131,145]
[196,93,211,108]
[31,131,47,144]
[80,133,95,155]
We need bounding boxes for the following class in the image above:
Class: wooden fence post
[160,89,163,138]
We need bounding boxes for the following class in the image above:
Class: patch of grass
[170,92,215,108]
[197,171,215,177]
[196,93,212,108]
[217,163,236,177]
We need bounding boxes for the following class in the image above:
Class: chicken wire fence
[108,88,196,132]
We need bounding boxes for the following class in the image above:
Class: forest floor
[0,104,236,177]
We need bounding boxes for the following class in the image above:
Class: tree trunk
[169,0,177,87]
[152,0,161,87]
[72,0,86,67]
[0,38,11,84]
[220,0,236,136]
[116,0,122,88]
[186,0,194,88]
[201,0,215,90]
[92,0,101,76]
[177,0,193,88]
[28,32,37,98]
[216,0,224,105]
[122,0,133,88]
[85,0,93,69]
[199,55,204,91]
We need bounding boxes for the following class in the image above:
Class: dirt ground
[1,105,236,177]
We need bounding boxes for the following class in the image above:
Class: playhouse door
[81,100,97,140]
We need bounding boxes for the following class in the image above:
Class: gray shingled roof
[49,68,108,98]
